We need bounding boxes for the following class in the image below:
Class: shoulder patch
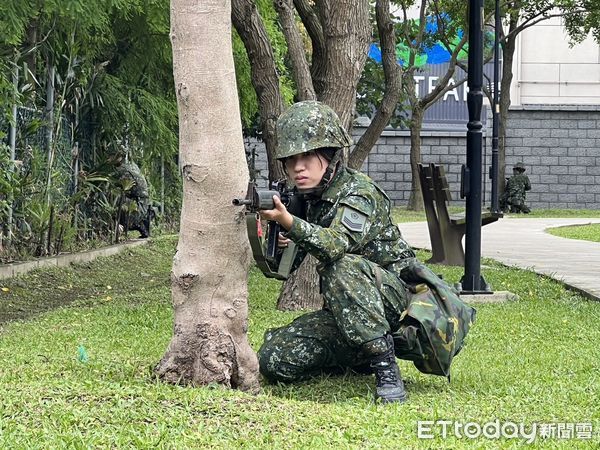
[341,206,367,233]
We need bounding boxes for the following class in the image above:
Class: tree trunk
[155,0,259,392]
[294,0,326,96]
[6,60,18,248]
[407,107,424,211]
[231,0,285,181]
[316,0,371,129]
[499,34,516,196]
[274,0,316,101]
[276,1,370,311]
[277,255,322,310]
[24,21,38,101]
[45,64,55,204]
[349,0,402,170]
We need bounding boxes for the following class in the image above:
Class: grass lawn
[547,223,600,243]
[0,236,599,448]
[391,207,600,223]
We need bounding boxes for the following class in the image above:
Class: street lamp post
[490,0,501,214]
[461,0,491,293]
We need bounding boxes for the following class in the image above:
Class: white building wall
[511,17,600,105]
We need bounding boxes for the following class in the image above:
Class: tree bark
[349,0,401,170]
[293,0,326,96]
[155,0,259,392]
[277,254,322,310]
[407,106,424,211]
[316,0,371,129]
[232,0,285,181]
[499,33,517,196]
[274,0,316,101]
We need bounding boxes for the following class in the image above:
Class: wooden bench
[417,163,502,266]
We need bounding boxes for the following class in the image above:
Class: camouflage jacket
[506,173,531,203]
[116,161,149,202]
[286,167,415,270]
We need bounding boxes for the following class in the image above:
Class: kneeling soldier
[257,101,475,403]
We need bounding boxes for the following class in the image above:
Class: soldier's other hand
[278,232,291,248]
[259,195,293,230]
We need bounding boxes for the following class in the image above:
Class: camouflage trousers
[120,197,151,237]
[258,254,410,382]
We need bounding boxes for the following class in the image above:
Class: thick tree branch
[293,0,326,96]
[315,0,371,129]
[420,32,468,108]
[274,0,316,100]
[231,0,285,180]
[349,0,401,169]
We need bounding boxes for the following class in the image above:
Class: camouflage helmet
[513,162,526,171]
[275,101,353,160]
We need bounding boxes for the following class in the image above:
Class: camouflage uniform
[258,167,416,381]
[501,162,531,213]
[116,161,152,237]
[258,101,475,400]
[258,167,475,381]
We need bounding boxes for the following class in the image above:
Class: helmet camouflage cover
[275,101,353,160]
[513,162,526,171]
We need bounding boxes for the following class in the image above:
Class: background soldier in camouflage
[116,160,153,238]
[257,101,475,404]
[501,162,531,213]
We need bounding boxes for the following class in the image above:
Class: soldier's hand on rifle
[259,195,293,231]
[278,233,291,248]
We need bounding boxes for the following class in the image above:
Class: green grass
[547,223,600,243]
[521,208,600,218]
[392,207,600,223]
[0,237,599,448]
[391,206,464,223]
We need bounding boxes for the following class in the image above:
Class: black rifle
[233,180,304,279]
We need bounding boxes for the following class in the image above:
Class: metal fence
[1,106,74,190]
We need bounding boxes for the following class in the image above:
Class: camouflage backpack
[393,261,476,379]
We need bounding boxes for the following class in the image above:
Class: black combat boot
[368,334,407,403]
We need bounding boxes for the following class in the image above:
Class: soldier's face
[285,151,329,189]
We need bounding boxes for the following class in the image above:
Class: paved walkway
[399,217,600,301]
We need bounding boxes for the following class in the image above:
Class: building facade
[251,17,600,210]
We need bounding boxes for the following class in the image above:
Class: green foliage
[0,237,598,447]
[562,0,600,44]
[391,207,600,224]
[1,0,181,256]
[233,31,259,131]
[0,135,166,262]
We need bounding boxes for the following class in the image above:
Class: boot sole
[378,393,408,404]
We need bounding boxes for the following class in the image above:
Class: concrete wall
[511,17,600,105]
[249,105,600,210]
[355,129,473,206]
[0,240,148,280]
[502,105,600,209]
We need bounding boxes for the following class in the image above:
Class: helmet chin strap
[296,151,341,199]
